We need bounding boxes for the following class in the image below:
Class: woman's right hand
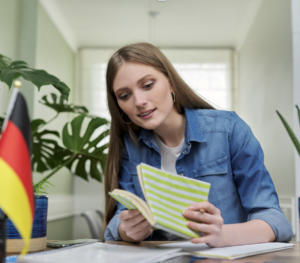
[119,209,153,242]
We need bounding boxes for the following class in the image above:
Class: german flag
[0,83,34,255]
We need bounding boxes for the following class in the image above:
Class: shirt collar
[184,108,206,143]
[138,108,206,146]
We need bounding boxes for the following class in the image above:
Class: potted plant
[0,54,110,252]
[276,106,300,155]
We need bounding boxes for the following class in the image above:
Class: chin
[139,121,160,131]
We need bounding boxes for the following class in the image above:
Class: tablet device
[47,239,102,248]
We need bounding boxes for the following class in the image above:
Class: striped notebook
[109,163,211,239]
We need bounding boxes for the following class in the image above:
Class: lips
[138,109,156,117]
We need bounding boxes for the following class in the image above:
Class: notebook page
[18,242,182,263]
[159,241,294,259]
[140,163,210,239]
[109,190,155,224]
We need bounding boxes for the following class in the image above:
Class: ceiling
[40,0,263,51]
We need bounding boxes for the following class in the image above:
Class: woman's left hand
[183,201,224,247]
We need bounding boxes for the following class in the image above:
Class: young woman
[103,43,292,246]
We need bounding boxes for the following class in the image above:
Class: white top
[152,132,186,241]
[153,132,185,175]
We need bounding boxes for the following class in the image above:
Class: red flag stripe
[0,120,34,217]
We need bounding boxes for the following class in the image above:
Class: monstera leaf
[0,54,10,69]
[40,93,88,114]
[0,55,70,101]
[58,115,110,182]
[31,119,62,173]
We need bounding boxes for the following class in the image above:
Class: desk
[6,241,300,262]
[106,241,300,263]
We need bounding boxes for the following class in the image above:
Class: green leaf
[276,110,300,155]
[60,115,110,182]
[0,69,59,90]
[31,119,62,173]
[31,119,46,134]
[52,82,70,102]
[9,60,30,69]
[296,105,300,129]
[40,93,88,114]
[0,116,4,131]
[33,180,54,196]
[0,56,70,100]
[0,54,11,70]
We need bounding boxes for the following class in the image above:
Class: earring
[121,112,132,125]
[171,92,175,103]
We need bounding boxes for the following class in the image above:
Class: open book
[15,241,295,263]
[158,241,295,260]
[109,163,211,239]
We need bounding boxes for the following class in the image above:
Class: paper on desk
[17,242,181,263]
[159,241,295,259]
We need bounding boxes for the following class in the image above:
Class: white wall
[0,0,20,116]
[237,0,294,199]
[34,2,76,196]
[291,0,300,241]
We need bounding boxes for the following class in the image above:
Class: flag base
[6,236,46,253]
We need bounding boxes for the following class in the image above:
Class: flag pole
[0,210,6,263]
[1,80,22,134]
[0,80,22,263]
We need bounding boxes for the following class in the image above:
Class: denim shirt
[104,108,293,242]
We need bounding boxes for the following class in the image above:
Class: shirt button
[180,173,184,176]
[183,151,186,154]
[187,145,190,149]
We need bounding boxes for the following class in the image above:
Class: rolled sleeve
[248,208,293,242]
[229,112,293,242]
[104,210,123,241]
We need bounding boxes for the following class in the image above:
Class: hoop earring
[171,92,175,103]
[121,112,132,125]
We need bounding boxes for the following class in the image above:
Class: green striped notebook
[109,163,211,239]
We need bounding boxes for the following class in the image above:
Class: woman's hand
[119,209,153,242]
[183,202,224,247]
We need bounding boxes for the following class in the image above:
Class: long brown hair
[102,42,214,238]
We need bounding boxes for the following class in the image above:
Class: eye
[119,93,129,100]
[144,81,154,89]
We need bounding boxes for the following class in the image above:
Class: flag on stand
[0,81,34,255]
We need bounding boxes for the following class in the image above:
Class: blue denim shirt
[104,108,293,242]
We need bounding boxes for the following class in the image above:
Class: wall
[291,0,300,241]
[34,2,77,240]
[0,0,20,115]
[0,0,80,240]
[237,0,294,198]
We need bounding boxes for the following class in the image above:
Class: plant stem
[36,153,77,185]
[32,113,59,136]
[44,113,59,126]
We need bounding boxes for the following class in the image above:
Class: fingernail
[189,205,195,209]
[182,210,186,216]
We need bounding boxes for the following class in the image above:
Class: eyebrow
[114,74,153,94]
[137,74,153,85]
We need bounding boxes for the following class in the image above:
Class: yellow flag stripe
[0,157,33,255]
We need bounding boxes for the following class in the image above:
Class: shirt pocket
[193,156,234,204]
[129,160,144,199]
[194,156,228,177]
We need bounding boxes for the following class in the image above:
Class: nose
[134,90,147,107]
